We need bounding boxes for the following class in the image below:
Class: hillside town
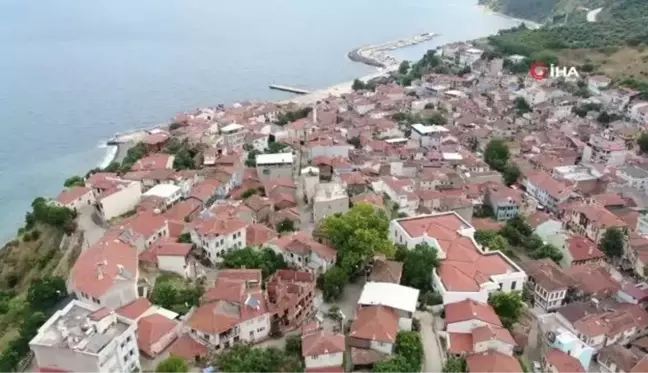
[21,41,648,373]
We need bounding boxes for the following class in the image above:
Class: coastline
[477,5,542,29]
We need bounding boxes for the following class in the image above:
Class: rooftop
[220,123,245,133]
[314,182,348,201]
[411,123,449,135]
[357,282,419,313]
[256,152,293,165]
[30,300,131,355]
[143,183,182,199]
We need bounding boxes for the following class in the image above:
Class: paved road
[416,311,444,372]
[587,7,603,22]
[76,206,106,250]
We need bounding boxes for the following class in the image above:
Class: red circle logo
[529,62,549,81]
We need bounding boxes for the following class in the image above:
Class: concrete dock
[269,85,310,94]
[349,32,439,68]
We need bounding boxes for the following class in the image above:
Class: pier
[269,85,310,94]
[348,32,439,68]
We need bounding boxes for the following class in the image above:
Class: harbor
[348,32,439,68]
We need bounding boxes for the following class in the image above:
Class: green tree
[156,356,188,372]
[484,138,510,172]
[395,331,424,372]
[523,233,544,252]
[474,230,498,246]
[277,219,296,233]
[442,357,467,372]
[320,266,349,302]
[638,133,648,154]
[242,188,259,199]
[398,60,411,75]
[173,148,196,170]
[222,247,287,279]
[401,243,439,291]
[150,282,178,310]
[515,97,532,115]
[216,344,301,372]
[373,355,411,372]
[104,161,121,172]
[424,112,447,126]
[321,203,393,276]
[488,291,524,329]
[600,227,625,259]
[502,163,521,186]
[485,234,511,254]
[531,244,563,264]
[285,334,302,356]
[267,142,287,154]
[63,175,85,187]
[177,233,192,244]
[352,79,366,91]
[27,276,66,311]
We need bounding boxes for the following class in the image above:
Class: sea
[0,0,522,241]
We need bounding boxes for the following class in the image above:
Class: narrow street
[415,311,444,372]
[76,206,106,250]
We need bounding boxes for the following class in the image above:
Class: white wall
[305,352,344,369]
[62,190,96,211]
[158,255,188,277]
[370,340,394,355]
[447,320,495,334]
[191,226,246,264]
[100,182,142,221]
[474,340,514,356]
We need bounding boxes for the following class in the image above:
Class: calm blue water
[0,0,520,241]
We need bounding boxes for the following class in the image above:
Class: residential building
[357,282,419,331]
[484,185,522,221]
[348,305,399,355]
[115,210,169,250]
[521,259,569,311]
[256,153,294,183]
[189,215,247,264]
[29,300,140,373]
[267,270,317,332]
[94,179,143,222]
[54,186,96,211]
[137,314,178,358]
[465,351,522,372]
[389,212,526,304]
[302,327,345,371]
[628,101,648,124]
[616,164,648,193]
[562,235,606,268]
[187,275,271,349]
[565,203,627,244]
[410,123,449,148]
[265,232,336,275]
[547,328,593,371]
[587,75,612,95]
[444,299,503,334]
[597,345,648,373]
[522,171,571,212]
[142,184,183,207]
[131,153,175,171]
[220,123,246,149]
[70,233,138,309]
[138,238,193,278]
[368,256,403,284]
[581,130,627,167]
[371,176,418,215]
[313,182,349,223]
[543,349,586,373]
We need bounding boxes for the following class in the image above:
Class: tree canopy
[221,247,287,279]
[215,344,302,372]
[401,243,439,291]
[319,266,349,302]
[277,219,296,233]
[63,175,85,188]
[395,331,424,372]
[502,163,521,186]
[600,227,625,259]
[149,274,204,315]
[26,197,76,233]
[442,357,467,372]
[484,138,510,172]
[489,291,525,329]
[27,276,66,311]
[638,133,648,154]
[156,356,188,372]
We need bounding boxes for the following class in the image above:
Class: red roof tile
[169,335,208,361]
[137,314,178,356]
[56,186,92,205]
[349,306,399,343]
[246,224,278,246]
[466,351,522,372]
[445,299,502,327]
[116,298,153,320]
[302,330,345,357]
[545,348,585,373]
[566,235,605,262]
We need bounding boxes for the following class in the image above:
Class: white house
[616,165,648,193]
[256,152,294,182]
[143,184,183,207]
[265,232,337,275]
[146,239,193,278]
[389,212,526,305]
[189,215,247,264]
[522,171,571,212]
[357,282,419,331]
[54,186,96,211]
[410,123,449,148]
[29,300,140,373]
[220,123,246,149]
[95,180,143,221]
[312,182,349,224]
[302,327,345,371]
[628,101,648,124]
[70,234,139,309]
[587,75,612,95]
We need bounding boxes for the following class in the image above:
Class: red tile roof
[169,335,208,361]
[566,235,605,262]
[448,332,473,354]
[545,348,585,373]
[56,186,92,205]
[192,216,247,237]
[268,232,336,260]
[70,233,138,298]
[349,306,399,343]
[116,211,168,240]
[131,153,173,171]
[445,299,502,327]
[465,351,522,372]
[246,224,278,246]
[154,239,192,257]
[116,298,152,320]
[302,330,345,357]
[471,324,515,346]
[137,314,178,356]
[305,367,345,373]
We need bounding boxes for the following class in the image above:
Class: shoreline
[477,5,542,29]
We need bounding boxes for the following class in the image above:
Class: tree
[442,357,467,372]
[277,219,296,233]
[424,112,447,126]
[398,60,411,75]
[63,175,84,187]
[177,233,192,244]
[523,233,544,252]
[373,355,411,372]
[320,266,349,302]
[104,161,121,172]
[267,141,287,154]
[242,188,258,199]
[347,136,362,149]
[320,203,394,276]
[216,344,301,372]
[600,227,624,259]
[285,335,302,356]
[531,243,563,264]
[27,276,66,311]
[488,291,524,329]
[597,111,611,124]
[395,331,423,372]
[514,97,531,116]
[502,163,521,186]
[474,230,498,245]
[457,66,471,76]
[401,243,439,291]
[222,247,287,279]
[156,356,188,372]
[150,281,178,310]
[173,148,196,170]
[639,133,648,154]
[352,79,366,91]
[484,138,510,172]
[485,234,511,254]
[468,137,479,151]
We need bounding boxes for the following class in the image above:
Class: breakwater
[348,32,439,68]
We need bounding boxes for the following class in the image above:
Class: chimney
[96,263,105,280]
[588,247,593,255]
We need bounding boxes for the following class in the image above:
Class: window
[511,281,517,290]
[126,336,132,343]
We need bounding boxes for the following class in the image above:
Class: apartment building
[29,300,140,373]
[521,259,569,311]
[313,182,349,223]
[256,153,294,183]
[220,123,246,149]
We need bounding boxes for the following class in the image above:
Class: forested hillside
[480,0,611,22]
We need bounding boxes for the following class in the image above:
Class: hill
[479,0,609,22]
